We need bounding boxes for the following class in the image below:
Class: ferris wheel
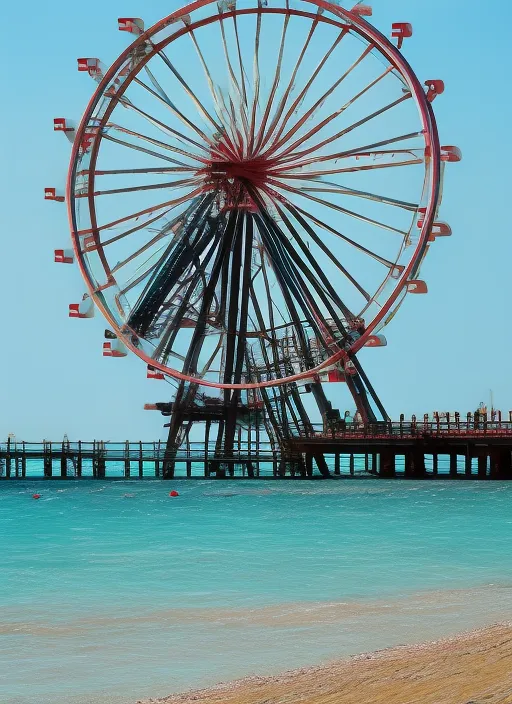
[49,0,460,444]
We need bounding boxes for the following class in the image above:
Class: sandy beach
[137,623,512,704]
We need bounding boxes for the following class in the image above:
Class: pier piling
[477,454,487,479]
[138,441,144,478]
[465,450,472,478]
[379,449,395,478]
[449,453,458,479]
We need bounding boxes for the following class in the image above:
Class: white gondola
[53,118,75,143]
[77,57,104,81]
[391,22,412,49]
[54,249,74,264]
[103,339,128,358]
[118,17,144,34]
[44,187,64,202]
[69,295,94,319]
[147,365,165,380]
[364,334,387,348]
[407,280,428,294]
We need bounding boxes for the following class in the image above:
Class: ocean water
[1,481,512,704]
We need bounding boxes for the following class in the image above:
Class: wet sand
[137,623,512,704]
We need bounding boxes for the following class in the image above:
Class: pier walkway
[2,417,512,479]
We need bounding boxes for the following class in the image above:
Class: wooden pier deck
[2,418,512,479]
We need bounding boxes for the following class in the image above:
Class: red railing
[306,419,512,441]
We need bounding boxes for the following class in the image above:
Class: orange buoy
[169,490,179,497]
[32,494,41,500]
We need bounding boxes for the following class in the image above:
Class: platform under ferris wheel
[48,0,460,476]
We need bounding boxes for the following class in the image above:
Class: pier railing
[2,419,512,479]
[307,419,512,440]
[0,440,278,459]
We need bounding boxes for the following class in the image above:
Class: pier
[2,415,512,479]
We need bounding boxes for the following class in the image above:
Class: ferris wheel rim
[66,0,441,389]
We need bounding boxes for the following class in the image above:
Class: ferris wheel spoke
[274,151,423,178]
[128,197,218,336]
[257,11,321,154]
[270,131,424,172]
[235,216,255,386]
[267,28,350,153]
[119,262,162,297]
[254,214,312,345]
[121,255,203,312]
[111,228,179,275]
[100,207,179,248]
[118,236,196,296]
[133,74,234,160]
[179,209,241,374]
[152,269,206,347]
[218,14,248,120]
[118,255,171,299]
[111,99,211,156]
[269,194,372,303]
[251,185,357,317]
[248,9,263,156]
[231,14,249,108]
[281,179,418,212]
[156,49,226,136]
[264,220,353,340]
[267,200,357,321]
[273,92,412,165]
[116,245,170,291]
[256,243,317,366]
[118,198,215,288]
[251,259,289,333]
[278,158,423,179]
[248,285,285,385]
[266,178,409,236]
[265,43,374,159]
[221,213,249,386]
[80,177,202,199]
[251,13,290,155]
[94,166,197,176]
[253,210,334,353]
[226,94,247,158]
[185,28,242,156]
[257,256,279,347]
[141,64,174,104]
[100,132,198,168]
[136,71,210,143]
[214,19,251,162]
[291,202,400,271]
[103,128,207,166]
[212,89,246,159]
[77,186,205,236]
[156,240,223,359]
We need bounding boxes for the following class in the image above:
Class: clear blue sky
[1,0,510,440]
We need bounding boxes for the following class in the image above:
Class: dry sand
[136,623,512,704]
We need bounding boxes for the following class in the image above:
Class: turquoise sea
[1,481,512,704]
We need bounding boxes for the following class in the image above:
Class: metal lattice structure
[49,1,460,476]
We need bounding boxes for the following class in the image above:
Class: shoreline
[136,623,512,704]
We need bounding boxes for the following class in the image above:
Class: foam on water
[1,481,511,704]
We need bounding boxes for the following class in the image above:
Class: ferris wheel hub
[206,156,272,208]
